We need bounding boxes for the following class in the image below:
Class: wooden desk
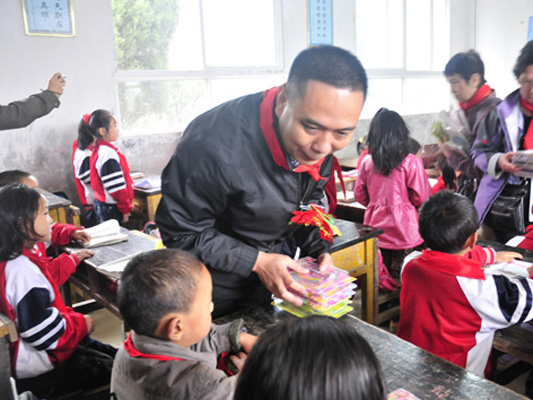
[215,304,526,399]
[66,230,160,318]
[132,174,161,222]
[39,188,80,227]
[332,220,382,324]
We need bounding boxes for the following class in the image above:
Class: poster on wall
[528,16,533,42]
[308,0,333,45]
[22,0,75,37]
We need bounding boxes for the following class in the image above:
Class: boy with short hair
[111,249,257,400]
[398,190,533,377]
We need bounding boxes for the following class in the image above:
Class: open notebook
[79,220,129,248]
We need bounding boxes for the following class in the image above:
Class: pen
[294,246,301,261]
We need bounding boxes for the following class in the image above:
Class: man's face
[276,80,364,165]
[519,65,533,105]
[446,73,479,103]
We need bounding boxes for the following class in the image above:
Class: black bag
[485,181,528,234]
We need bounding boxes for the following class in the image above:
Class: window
[355,0,451,118]
[112,0,284,134]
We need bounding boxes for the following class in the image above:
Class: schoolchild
[84,109,133,224]
[72,113,98,226]
[234,315,387,400]
[0,169,92,250]
[111,249,257,400]
[354,108,432,279]
[398,190,532,376]
[0,184,115,398]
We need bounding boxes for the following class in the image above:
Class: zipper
[298,173,313,211]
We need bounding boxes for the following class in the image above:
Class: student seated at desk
[0,184,116,398]
[234,315,387,400]
[398,190,533,377]
[0,169,93,253]
[111,249,257,400]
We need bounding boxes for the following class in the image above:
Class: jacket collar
[417,249,486,280]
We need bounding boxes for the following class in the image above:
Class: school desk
[132,174,162,223]
[64,229,160,318]
[214,303,526,400]
[65,220,383,325]
[38,188,81,227]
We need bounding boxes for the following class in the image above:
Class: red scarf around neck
[459,84,492,111]
[521,97,533,149]
[259,87,326,182]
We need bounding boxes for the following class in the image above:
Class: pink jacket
[354,154,432,249]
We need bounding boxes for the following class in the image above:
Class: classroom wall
[475,0,533,97]
[1,0,531,205]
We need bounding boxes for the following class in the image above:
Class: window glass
[117,80,209,133]
[210,76,285,107]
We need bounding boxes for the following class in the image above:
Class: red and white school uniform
[72,140,95,208]
[398,246,533,376]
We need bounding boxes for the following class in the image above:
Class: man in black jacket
[156,45,367,317]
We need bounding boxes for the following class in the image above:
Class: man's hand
[498,152,521,173]
[47,72,66,98]
[252,251,309,306]
[72,230,91,243]
[495,251,523,263]
[317,252,333,272]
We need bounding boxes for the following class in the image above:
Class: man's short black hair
[118,249,204,336]
[444,50,486,87]
[513,40,533,79]
[0,170,31,187]
[419,190,478,254]
[286,45,368,100]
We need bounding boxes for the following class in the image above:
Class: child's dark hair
[419,190,478,254]
[78,109,114,150]
[118,249,205,336]
[0,170,31,187]
[0,184,44,261]
[444,50,486,87]
[513,40,533,79]
[234,316,387,400]
[367,108,410,176]
[408,137,421,155]
[436,156,457,191]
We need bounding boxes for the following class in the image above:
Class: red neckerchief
[124,333,185,362]
[459,84,492,111]
[521,97,533,150]
[259,87,327,182]
[417,249,485,280]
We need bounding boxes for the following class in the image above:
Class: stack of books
[273,256,356,318]
[79,219,129,248]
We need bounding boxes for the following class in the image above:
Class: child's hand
[84,315,96,334]
[72,230,91,243]
[495,251,523,263]
[239,332,258,354]
[122,213,130,223]
[73,249,94,262]
[229,352,248,372]
[528,266,533,279]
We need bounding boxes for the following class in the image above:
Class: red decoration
[82,113,91,125]
[289,204,341,242]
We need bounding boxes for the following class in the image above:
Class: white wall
[475,0,533,97]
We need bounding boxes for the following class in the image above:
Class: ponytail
[77,109,114,150]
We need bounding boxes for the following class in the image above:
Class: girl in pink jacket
[355,108,432,279]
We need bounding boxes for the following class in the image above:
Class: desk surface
[38,188,71,209]
[332,219,382,252]
[215,304,526,400]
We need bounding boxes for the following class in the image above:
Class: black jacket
[156,88,332,300]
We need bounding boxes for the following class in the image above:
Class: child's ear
[166,315,184,342]
[464,231,478,252]
[97,126,107,139]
